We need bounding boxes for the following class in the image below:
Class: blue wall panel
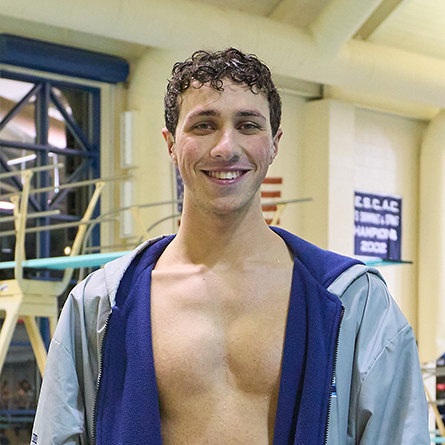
[0,34,129,83]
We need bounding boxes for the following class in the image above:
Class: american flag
[261,177,283,225]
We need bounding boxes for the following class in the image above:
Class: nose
[210,128,241,161]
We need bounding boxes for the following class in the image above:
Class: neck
[159,194,284,269]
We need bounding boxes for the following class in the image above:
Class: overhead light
[0,201,15,210]
[7,154,37,166]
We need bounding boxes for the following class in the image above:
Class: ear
[162,128,177,166]
[269,128,283,164]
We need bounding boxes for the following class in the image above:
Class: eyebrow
[186,109,267,121]
[186,109,219,121]
[235,110,267,121]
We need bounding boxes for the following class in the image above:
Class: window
[0,71,101,279]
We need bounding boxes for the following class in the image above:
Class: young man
[32,49,429,444]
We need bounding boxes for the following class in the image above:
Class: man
[32,48,429,444]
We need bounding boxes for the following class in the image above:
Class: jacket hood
[103,236,172,306]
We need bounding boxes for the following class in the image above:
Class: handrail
[145,213,182,235]
[0,196,314,273]
[79,200,184,256]
[80,198,313,256]
[424,382,445,437]
[0,163,64,179]
[13,170,32,282]
[264,198,312,205]
[0,165,108,291]
[56,181,106,291]
[84,243,134,252]
[0,217,116,238]
[0,197,313,239]
[0,174,132,200]
[422,367,445,377]
[106,199,183,213]
[0,210,61,223]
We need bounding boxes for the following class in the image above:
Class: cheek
[176,139,204,167]
[175,150,198,181]
[248,138,275,165]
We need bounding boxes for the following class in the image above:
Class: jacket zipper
[91,311,113,445]
[324,305,344,445]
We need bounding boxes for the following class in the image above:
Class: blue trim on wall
[0,34,129,84]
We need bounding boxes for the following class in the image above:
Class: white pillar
[302,99,355,255]
[418,110,445,362]
[127,47,185,238]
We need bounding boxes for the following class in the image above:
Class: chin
[207,197,258,216]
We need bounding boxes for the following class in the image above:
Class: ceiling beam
[266,0,287,19]
[267,0,332,29]
[268,0,311,22]
[3,0,445,109]
[354,0,407,40]
[310,0,384,55]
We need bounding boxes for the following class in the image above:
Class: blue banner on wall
[175,167,184,213]
[354,191,402,260]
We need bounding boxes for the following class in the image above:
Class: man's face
[163,79,282,215]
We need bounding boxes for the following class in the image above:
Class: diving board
[0,249,413,272]
[361,259,413,267]
[0,250,132,270]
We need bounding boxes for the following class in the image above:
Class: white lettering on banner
[354,226,398,241]
[356,211,400,226]
[355,196,399,213]
[354,191,402,259]
[385,214,399,226]
[360,240,388,254]
[359,211,385,225]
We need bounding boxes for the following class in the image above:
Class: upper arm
[32,270,109,444]
[350,274,429,444]
[31,339,86,444]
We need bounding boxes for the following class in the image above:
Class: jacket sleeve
[30,337,86,444]
[31,269,108,445]
[349,273,430,444]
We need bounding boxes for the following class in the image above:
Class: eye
[238,122,261,134]
[191,122,215,134]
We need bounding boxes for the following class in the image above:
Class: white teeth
[207,171,242,180]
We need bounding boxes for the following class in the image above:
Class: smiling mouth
[205,170,246,180]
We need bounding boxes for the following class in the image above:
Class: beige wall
[267,92,308,235]
[126,48,182,239]
[418,111,445,362]
[269,96,425,333]
[354,109,427,332]
[302,99,355,255]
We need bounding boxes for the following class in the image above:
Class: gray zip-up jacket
[31,236,429,444]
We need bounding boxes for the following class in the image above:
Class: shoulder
[104,234,175,306]
[53,236,170,345]
[333,266,412,375]
[52,268,110,356]
[329,266,428,443]
[331,265,409,332]
[332,266,406,322]
[271,226,363,288]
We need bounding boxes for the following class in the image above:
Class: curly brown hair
[164,48,282,136]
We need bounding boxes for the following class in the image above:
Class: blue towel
[96,229,361,444]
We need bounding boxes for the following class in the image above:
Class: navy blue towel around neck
[95,229,361,444]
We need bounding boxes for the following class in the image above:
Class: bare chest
[150,264,293,443]
[152,265,292,388]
